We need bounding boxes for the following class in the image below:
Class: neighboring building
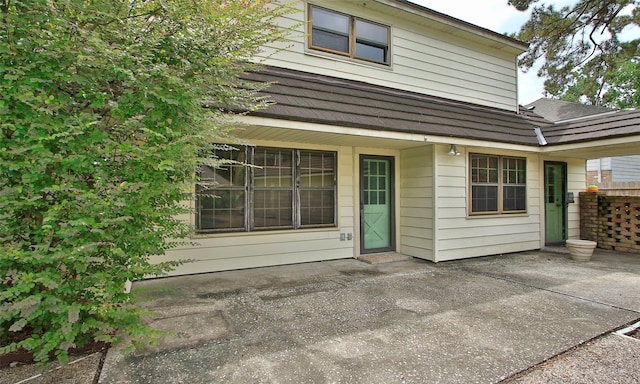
[526,98,640,195]
[158,0,640,276]
[586,157,640,195]
[524,98,617,123]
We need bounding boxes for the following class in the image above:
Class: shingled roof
[543,109,640,145]
[241,66,640,147]
[243,67,544,146]
[525,98,617,122]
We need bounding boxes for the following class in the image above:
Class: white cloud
[410,1,528,32]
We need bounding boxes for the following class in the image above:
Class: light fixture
[448,144,460,156]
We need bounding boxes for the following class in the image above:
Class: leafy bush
[0,0,294,363]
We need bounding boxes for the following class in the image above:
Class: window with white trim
[196,146,337,232]
[309,5,390,65]
[470,154,526,214]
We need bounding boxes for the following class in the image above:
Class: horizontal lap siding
[435,145,542,261]
[566,158,587,239]
[160,232,352,276]
[260,0,519,112]
[400,146,434,260]
[392,28,517,110]
[160,144,355,276]
[611,156,640,182]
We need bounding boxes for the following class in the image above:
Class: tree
[606,58,640,108]
[511,0,639,107]
[0,0,294,364]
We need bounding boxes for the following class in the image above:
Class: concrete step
[357,252,412,264]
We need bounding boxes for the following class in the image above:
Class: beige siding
[567,158,587,240]
[161,143,356,276]
[159,138,590,275]
[399,146,435,260]
[159,230,351,276]
[434,144,542,261]
[259,0,521,112]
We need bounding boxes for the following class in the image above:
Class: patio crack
[467,270,640,316]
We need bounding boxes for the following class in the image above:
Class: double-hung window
[309,5,390,65]
[470,154,526,214]
[196,146,337,233]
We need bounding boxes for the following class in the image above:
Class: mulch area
[0,347,108,384]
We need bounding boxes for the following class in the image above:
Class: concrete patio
[99,249,640,383]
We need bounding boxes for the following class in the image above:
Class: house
[158,0,640,276]
[526,98,640,195]
[586,157,640,195]
[524,98,617,123]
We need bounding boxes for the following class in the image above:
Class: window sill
[304,49,393,71]
[192,226,341,239]
[466,212,529,219]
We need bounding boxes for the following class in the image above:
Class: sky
[408,0,564,105]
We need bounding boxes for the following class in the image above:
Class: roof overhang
[234,115,640,159]
[233,116,543,153]
[540,136,640,159]
[231,68,640,157]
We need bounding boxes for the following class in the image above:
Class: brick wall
[588,181,640,196]
[580,192,640,253]
[586,170,612,184]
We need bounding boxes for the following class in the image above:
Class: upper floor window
[470,154,526,214]
[309,5,390,65]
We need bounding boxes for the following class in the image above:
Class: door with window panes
[360,155,395,253]
[544,162,567,244]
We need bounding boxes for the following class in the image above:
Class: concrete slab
[357,253,412,264]
[135,307,231,355]
[100,250,640,384]
[503,333,640,383]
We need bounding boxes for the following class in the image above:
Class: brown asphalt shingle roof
[525,97,616,122]
[543,109,640,145]
[242,66,640,147]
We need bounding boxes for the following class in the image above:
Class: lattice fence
[580,192,640,253]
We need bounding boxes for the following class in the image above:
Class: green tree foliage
[511,0,639,107]
[606,58,640,108]
[1,0,294,363]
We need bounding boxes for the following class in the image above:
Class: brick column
[579,192,602,242]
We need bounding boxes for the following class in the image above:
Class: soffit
[542,139,640,159]
[232,122,425,150]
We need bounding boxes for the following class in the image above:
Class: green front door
[545,162,567,244]
[360,156,394,253]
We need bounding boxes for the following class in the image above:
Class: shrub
[0,0,295,363]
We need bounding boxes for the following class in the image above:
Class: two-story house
[156,0,640,276]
